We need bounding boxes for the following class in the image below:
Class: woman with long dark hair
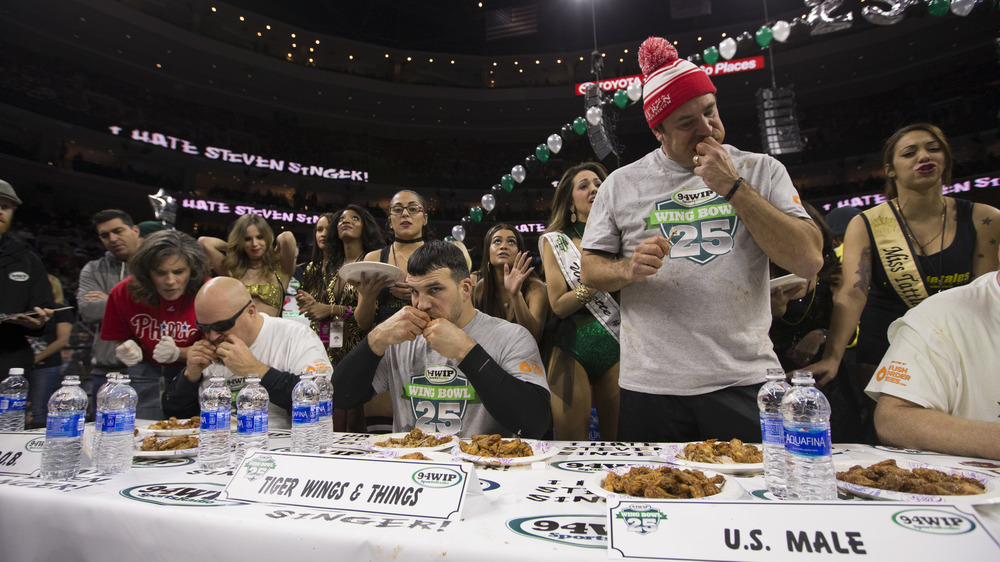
[539,162,621,440]
[101,230,210,419]
[199,214,296,318]
[473,223,547,341]
[805,123,1000,431]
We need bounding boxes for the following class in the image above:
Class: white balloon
[586,106,603,126]
[626,81,642,102]
[546,133,563,154]
[951,0,978,17]
[719,37,737,60]
[511,165,527,184]
[772,20,791,42]
[451,224,466,242]
[481,194,496,212]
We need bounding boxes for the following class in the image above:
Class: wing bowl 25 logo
[616,504,668,535]
[120,482,245,507]
[243,454,277,481]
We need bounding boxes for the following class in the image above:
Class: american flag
[485,4,538,42]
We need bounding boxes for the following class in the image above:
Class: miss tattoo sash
[861,202,930,308]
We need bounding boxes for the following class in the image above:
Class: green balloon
[470,206,483,223]
[572,117,587,135]
[703,46,719,66]
[501,174,515,192]
[535,144,550,163]
[613,89,628,109]
[927,0,949,16]
[444,235,456,242]
[755,26,773,48]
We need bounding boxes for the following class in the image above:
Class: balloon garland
[445,0,993,243]
[446,87,639,243]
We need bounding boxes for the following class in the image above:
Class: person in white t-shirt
[579,37,822,442]
[865,264,1000,460]
[164,277,332,429]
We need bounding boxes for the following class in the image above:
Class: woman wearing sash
[540,163,621,440]
[473,223,548,342]
[296,207,384,431]
[199,214,296,318]
[805,124,1000,417]
[352,190,430,432]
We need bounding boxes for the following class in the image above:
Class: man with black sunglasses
[162,277,332,427]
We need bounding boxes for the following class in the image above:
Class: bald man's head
[195,277,261,344]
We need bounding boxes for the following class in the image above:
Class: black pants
[617,384,764,443]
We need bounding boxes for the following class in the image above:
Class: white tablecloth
[1,430,998,561]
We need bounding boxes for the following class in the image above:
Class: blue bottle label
[46,412,84,438]
[237,409,268,435]
[317,400,332,418]
[0,396,27,413]
[760,415,784,446]
[200,407,231,431]
[99,409,136,434]
[292,403,317,425]
[784,424,832,457]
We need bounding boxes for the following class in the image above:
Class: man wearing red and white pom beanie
[580,37,823,443]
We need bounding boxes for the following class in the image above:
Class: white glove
[152,336,180,364]
[115,340,143,367]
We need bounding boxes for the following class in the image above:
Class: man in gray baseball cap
[0,180,56,382]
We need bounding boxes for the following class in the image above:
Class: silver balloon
[626,81,643,102]
[861,0,915,25]
[586,106,603,126]
[772,20,791,42]
[511,165,527,184]
[481,193,496,212]
[806,0,853,35]
[148,188,177,225]
[718,37,737,60]
[951,0,979,17]
[451,224,466,242]
[546,133,563,154]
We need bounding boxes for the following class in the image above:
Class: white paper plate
[365,431,457,453]
[134,436,199,459]
[338,262,405,286]
[659,442,764,475]
[366,450,457,463]
[586,463,742,501]
[835,459,1000,504]
[452,439,558,466]
[770,273,808,291]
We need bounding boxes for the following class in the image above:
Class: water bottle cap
[790,370,815,384]
[765,368,786,381]
[246,374,261,383]
[8,368,25,375]
[63,376,81,385]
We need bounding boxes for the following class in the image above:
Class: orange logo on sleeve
[793,195,802,205]
[876,361,910,386]
[519,359,545,376]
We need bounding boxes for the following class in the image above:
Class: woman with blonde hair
[199,214,296,318]
[540,162,621,440]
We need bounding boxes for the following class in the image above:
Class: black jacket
[0,234,56,377]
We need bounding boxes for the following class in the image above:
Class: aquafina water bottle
[314,371,333,453]
[0,368,29,431]
[94,372,138,474]
[235,374,269,464]
[197,374,232,469]
[781,370,836,500]
[757,367,791,498]
[39,376,88,480]
[290,372,319,454]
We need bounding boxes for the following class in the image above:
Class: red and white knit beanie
[638,37,717,129]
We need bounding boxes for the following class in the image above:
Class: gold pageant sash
[861,202,930,308]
